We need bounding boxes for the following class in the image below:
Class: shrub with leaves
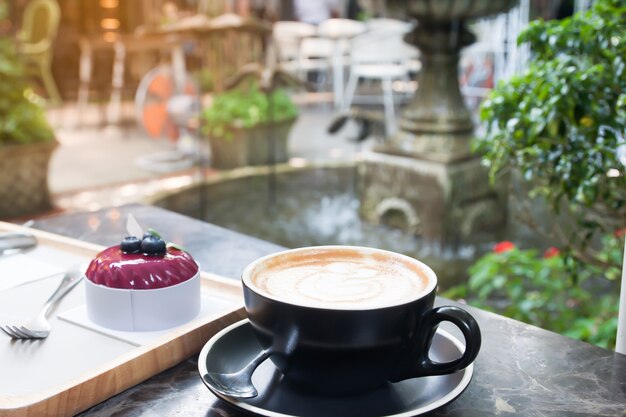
[476,0,626,267]
[0,2,54,145]
[201,82,298,140]
[453,1,626,349]
[444,238,621,349]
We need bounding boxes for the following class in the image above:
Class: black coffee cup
[242,246,481,395]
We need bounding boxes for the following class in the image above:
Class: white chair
[318,18,366,40]
[342,29,417,137]
[273,21,332,90]
[460,16,506,100]
[460,2,529,105]
[298,37,334,84]
[317,19,366,108]
[16,0,62,105]
[366,18,413,33]
[366,18,420,74]
[273,21,317,64]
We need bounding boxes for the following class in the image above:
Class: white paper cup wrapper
[84,270,201,331]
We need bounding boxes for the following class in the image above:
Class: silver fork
[0,266,84,339]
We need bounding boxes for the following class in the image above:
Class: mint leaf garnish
[146,228,162,239]
[166,242,187,252]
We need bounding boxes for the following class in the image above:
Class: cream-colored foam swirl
[256,259,425,309]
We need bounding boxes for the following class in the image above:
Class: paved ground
[44,97,366,214]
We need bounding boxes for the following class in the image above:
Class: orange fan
[134,65,201,172]
[135,66,199,142]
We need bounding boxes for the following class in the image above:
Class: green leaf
[166,242,188,252]
[146,228,162,239]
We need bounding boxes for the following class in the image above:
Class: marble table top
[33,204,626,417]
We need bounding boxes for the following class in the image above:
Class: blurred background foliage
[446,0,625,349]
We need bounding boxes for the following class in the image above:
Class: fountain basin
[150,162,516,287]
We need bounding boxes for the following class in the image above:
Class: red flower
[614,228,626,238]
[543,247,560,258]
[493,241,515,253]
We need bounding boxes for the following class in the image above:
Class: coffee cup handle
[390,306,481,381]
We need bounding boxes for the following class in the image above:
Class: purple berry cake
[84,231,201,331]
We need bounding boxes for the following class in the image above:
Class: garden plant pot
[0,140,58,219]
[208,117,296,170]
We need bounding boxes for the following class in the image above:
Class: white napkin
[58,293,238,346]
[0,254,65,291]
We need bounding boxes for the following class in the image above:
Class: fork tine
[14,326,33,338]
[0,325,17,338]
[2,325,23,339]
[9,325,30,339]
[0,267,83,340]
[18,326,47,339]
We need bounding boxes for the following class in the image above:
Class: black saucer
[198,319,473,417]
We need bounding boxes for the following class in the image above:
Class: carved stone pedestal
[354,0,518,248]
[358,151,507,248]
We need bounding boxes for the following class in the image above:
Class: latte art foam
[251,250,429,309]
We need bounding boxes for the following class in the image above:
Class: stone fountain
[359,0,517,247]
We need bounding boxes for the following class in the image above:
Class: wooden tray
[0,222,246,417]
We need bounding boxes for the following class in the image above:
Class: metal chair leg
[107,40,126,124]
[40,58,62,106]
[78,39,92,125]
[382,77,396,137]
[342,72,359,112]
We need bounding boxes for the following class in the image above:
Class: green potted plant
[0,2,58,219]
[200,81,298,169]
